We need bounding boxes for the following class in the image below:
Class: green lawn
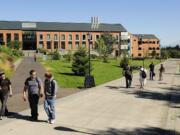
[41,58,162,88]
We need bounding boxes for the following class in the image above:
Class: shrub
[90,54,98,59]
[52,51,61,60]
[120,56,129,69]
[63,51,73,62]
[72,48,92,76]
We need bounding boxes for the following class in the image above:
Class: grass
[41,58,162,88]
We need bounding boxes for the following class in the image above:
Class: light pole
[84,32,95,88]
[139,36,144,67]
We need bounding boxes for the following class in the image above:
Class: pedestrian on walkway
[44,71,57,124]
[139,67,147,89]
[34,54,37,62]
[23,69,43,121]
[123,64,133,88]
[159,64,165,81]
[149,62,155,80]
[0,72,13,120]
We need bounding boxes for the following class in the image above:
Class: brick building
[130,34,160,58]
[0,21,129,56]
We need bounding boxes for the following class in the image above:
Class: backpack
[125,70,132,79]
[141,70,147,78]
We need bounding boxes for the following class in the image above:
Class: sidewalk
[0,59,180,135]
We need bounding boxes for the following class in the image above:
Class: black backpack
[141,70,147,78]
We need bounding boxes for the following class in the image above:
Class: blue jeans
[150,71,154,80]
[44,97,56,120]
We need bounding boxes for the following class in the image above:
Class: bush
[120,56,129,69]
[72,48,92,76]
[63,51,73,62]
[52,51,61,60]
[37,48,49,54]
[90,54,98,59]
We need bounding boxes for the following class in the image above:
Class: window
[157,41,160,44]
[47,41,51,49]
[54,41,58,49]
[76,34,79,41]
[82,41,86,48]
[152,41,155,44]
[68,34,72,41]
[156,47,160,50]
[153,47,155,50]
[149,47,152,50]
[68,42,72,49]
[138,47,142,50]
[138,53,142,56]
[0,33,4,45]
[61,34,65,41]
[46,34,50,41]
[54,34,58,41]
[6,33,11,43]
[75,42,79,49]
[96,35,100,40]
[156,53,159,56]
[61,41,65,49]
[39,34,43,41]
[39,41,43,48]
[134,39,136,41]
[14,33,19,41]
[82,34,86,41]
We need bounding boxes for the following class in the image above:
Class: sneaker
[50,119,55,124]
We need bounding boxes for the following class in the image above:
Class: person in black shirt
[149,62,155,80]
[123,64,133,88]
[0,72,12,120]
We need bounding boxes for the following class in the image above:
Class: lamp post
[84,32,95,88]
[139,36,144,67]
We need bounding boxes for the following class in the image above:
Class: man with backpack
[44,71,57,124]
[123,64,133,88]
[139,67,147,89]
[23,69,43,121]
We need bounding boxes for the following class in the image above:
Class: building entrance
[22,31,37,50]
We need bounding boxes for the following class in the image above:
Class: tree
[7,41,22,50]
[72,48,92,76]
[120,51,129,68]
[95,33,116,62]
[151,50,156,58]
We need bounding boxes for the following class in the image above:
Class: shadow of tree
[121,87,180,105]
[55,126,180,135]
[97,127,180,135]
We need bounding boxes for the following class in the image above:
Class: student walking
[149,62,155,80]
[44,71,57,124]
[0,72,12,120]
[139,67,147,89]
[23,69,43,121]
[159,64,165,81]
[123,64,133,88]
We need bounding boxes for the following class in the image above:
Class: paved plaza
[0,59,180,135]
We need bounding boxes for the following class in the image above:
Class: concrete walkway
[0,59,180,135]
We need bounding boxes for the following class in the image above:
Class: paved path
[0,59,180,135]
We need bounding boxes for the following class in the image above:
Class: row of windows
[39,41,90,50]
[138,53,160,56]
[134,39,159,44]
[138,47,160,50]
[0,33,19,42]
[39,34,100,41]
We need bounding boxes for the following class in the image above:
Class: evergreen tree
[72,48,92,76]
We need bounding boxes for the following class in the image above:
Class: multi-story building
[130,34,160,58]
[0,21,129,56]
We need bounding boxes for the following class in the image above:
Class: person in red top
[0,72,12,120]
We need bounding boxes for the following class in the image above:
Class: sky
[0,0,180,46]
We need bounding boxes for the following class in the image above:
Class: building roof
[0,21,127,32]
[133,34,159,40]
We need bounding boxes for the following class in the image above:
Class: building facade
[0,21,129,56]
[130,34,160,58]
